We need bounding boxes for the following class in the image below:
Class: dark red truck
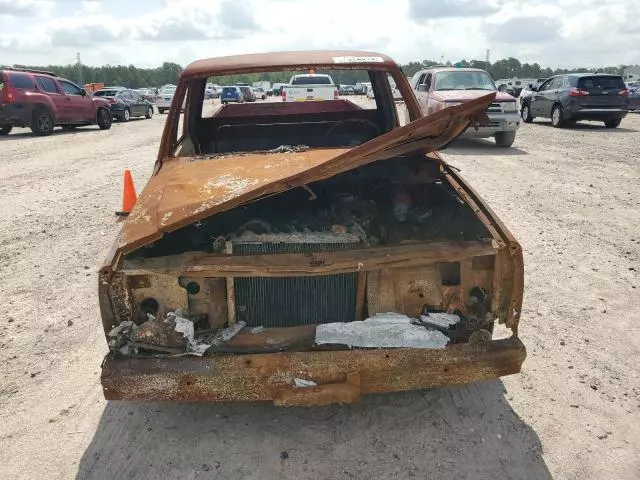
[0,67,112,136]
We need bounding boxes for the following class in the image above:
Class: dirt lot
[0,106,638,480]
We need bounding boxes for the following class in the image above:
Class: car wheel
[551,104,565,128]
[0,125,13,135]
[97,107,112,130]
[121,108,131,122]
[158,108,165,114]
[61,125,77,131]
[30,108,54,136]
[604,118,621,128]
[145,106,154,119]
[495,130,516,147]
[521,104,534,123]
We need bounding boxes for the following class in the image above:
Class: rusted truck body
[99,51,525,405]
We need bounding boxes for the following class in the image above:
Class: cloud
[486,15,563,43]
[50,25,124,47]
[409,0,501,19]
[0,0,53,17]
[139,19,211,42]
[218,0,258,30]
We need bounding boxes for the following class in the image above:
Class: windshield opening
[434,71,497,91]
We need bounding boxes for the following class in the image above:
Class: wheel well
[32,104,55,123]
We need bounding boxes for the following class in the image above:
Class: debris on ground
[294,378,318,388]
[315,313,449,349]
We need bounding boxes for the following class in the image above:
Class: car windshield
[291,75,332,85]
[94,90,119,97]
[222,87,237,93]
[434,71,497,91]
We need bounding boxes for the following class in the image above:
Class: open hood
[116,93,494,257]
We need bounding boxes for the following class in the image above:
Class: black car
[93,88,154,122]
[520,73,628,128]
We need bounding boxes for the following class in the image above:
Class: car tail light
[618,89,629,96]
[569,88,589,97]
[282,89,286,102]
[108,98,119,104]
[2,83,15,103]
[334,89,338,100]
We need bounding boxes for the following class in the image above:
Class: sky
[0,0,638,69]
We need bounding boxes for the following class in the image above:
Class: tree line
[8,57,635,89]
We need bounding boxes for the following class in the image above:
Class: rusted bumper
[101,337,526,406]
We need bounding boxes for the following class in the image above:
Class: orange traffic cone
[115,169,137,216]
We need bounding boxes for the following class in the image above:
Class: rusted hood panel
[118,93,495,255]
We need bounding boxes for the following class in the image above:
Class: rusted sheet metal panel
[101,338,526,404]
[182,50,398,79]
[118,95,494,255]
[121,241,498,277]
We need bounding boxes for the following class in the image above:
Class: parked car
[155,86,185,114]
[94,88,154,121]
[253,87,266,100]
[517,78,547,110]
[410,67,520,147]
[205,84,219,99]
[221,86,244,104]
[0,67,111,136]
[282,74,337,101]
[629,84,640,111]
[339,85,355,95]
[240,86,256,102]
[353,83,367,95]
[520,73,629,128]
[134,88,157,103]
[99,50,525,405]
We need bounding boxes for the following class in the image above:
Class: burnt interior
[195,100,386,154]
[128,156,491,260]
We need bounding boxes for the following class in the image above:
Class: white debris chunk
[419,312,461,329]
[294,378,318,388]
[249,326,265,334]
[365,312,413,324]
[316,315,450,349]
[168,310,212,356]
[210,321,247,346]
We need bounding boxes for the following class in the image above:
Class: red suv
[0,67,112,136]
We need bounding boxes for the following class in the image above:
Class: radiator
[231,233,361,328]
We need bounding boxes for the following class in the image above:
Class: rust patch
[101,338,526,404]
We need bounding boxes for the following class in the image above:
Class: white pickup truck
[282,74,338,102]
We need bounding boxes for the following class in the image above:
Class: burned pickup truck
[99,51,525,405]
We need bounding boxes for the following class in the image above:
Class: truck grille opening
[232,234,360,327]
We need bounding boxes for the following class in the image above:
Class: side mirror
[498,84,508,93]
[530,85,538,92]
[81,88,87,97]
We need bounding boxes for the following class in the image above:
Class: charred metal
[98,50,525,405]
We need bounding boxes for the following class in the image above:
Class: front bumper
[463,111,521,137]
[101,337,526,405]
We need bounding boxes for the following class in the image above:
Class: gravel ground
[0,105,638,480]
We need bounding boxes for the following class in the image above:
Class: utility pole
[485,49,490,65]
[76,52,84,86]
